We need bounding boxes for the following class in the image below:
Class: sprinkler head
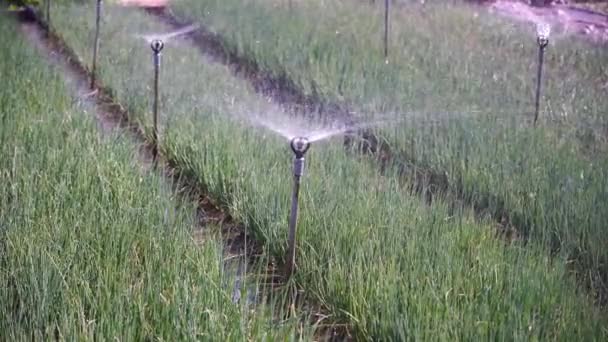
[290,137,311,159]
[151,39,164,54]
[536,23,550,48]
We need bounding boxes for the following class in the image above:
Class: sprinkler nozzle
[536,23,550,49]
[290,137,311,158]
[151,39,164,54]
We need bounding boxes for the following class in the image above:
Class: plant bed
[168,0,608,305]
[41,2,608,340]
[0,11,314,340]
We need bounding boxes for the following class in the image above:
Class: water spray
[285,137,311,279]
[150,39,164,163]
[534,23,550,125]
[90,0,102,90]
[135,24,200,44]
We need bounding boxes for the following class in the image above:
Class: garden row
[44,2,608,340]
[168,0,608,303]
[0,12,310,340]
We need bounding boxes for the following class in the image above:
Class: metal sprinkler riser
[533,34,548,126]
[285,137,311,278]
[293,157,305,177]
[150,39,164,163]
[151,39,164,66]
[91,0,103,89]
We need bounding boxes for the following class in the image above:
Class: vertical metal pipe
[534,39,547,126]
[150,40,164,164]
[153,52,160,163]
[285,137,310,279]
[45,0,51,34]
[384,0,389,59]
[91,0,102,90]
[285,158,304,278]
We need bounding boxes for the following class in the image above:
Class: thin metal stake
[91,0,102,90]
[534,37,548,126]
[285,137,310,279]
[151,40,164,164]
[45,0,51,34]
[384,0,389,59]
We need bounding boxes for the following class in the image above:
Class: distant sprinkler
[133,24,198,163]
[150,39,164,164]
[284,137,311,279]
[534,23,550,126]
[91,0,102,90]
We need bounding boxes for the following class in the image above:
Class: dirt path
[20,21,119,137]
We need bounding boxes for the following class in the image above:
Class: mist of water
[246,109,478,144]
[536,22,552,39]
[245,110,394,143]
[134,23,200,44]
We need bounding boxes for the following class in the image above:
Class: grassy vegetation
[0,13,310,340]
[169,0,608,301]
[45,2,608,340]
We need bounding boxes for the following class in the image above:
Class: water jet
[135,24,199,44]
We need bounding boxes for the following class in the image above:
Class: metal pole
[384,0,389,59]
[151,40,164,164]
[285,137,310,279]
[91,0,102,90]
[534,37,548,126]
[45,0,51,34]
